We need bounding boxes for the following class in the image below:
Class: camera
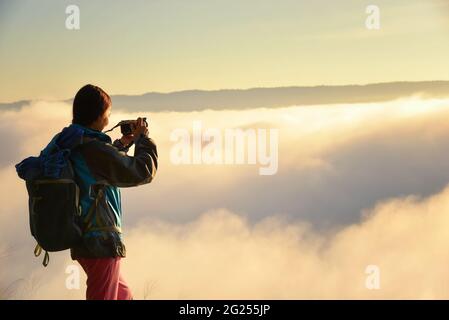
[119,117,148,136]
[104,117,148,135]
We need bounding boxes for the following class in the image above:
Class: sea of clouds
[1,96,449,299]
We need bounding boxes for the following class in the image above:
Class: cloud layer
[1,97,449,299]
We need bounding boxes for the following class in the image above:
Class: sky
[0,0,449,102]
[2,0,449,299]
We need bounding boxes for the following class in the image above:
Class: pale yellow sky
[0,0,448,102]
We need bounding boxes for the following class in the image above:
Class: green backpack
[16,134,94,266]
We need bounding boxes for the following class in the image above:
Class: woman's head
[72,84,112,131]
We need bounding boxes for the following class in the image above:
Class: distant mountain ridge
[2,81,449,112]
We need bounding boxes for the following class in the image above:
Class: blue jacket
[37,123,158,259]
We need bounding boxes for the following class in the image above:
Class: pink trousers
[77,257,133,300]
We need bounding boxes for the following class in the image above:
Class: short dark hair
[72,84,111,126]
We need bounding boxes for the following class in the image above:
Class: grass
[143,279,158,300]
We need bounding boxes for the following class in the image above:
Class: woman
[66,84,158,300]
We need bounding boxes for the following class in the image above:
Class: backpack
[16,130,91,266]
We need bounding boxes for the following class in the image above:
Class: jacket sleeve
[112,138,132,153]
[81,136,158,187]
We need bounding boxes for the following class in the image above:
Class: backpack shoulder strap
[81,136,97,145]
